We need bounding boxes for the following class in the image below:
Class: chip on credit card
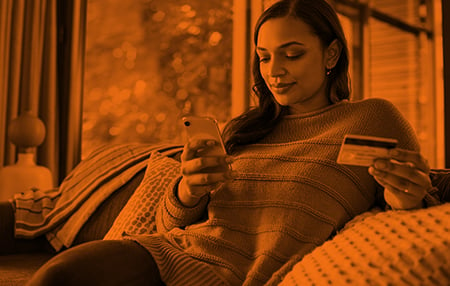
[336,134,398,167]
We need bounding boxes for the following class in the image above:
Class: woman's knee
[27,239,163,286]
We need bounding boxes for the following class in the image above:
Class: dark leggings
[27,240,164,286]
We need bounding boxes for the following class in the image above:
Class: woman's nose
[268,57,286,77]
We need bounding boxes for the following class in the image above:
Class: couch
[0,144,449,285]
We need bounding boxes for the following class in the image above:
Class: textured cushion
[279,203,450,285]
[104,152,180,240]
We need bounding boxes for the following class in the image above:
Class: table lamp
[0,111,53,201]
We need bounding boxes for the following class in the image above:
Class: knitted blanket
[12,143,183,251]
[279,202,450,285]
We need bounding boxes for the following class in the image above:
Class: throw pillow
[104,151,180,240]
[279,203,450,285]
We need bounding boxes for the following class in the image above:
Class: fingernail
[368,166,379,175]
[207,140,216,146]
[374,160,387,169]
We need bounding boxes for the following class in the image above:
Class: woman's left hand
[368,148,432,210]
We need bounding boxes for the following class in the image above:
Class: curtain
[0,0,87,185]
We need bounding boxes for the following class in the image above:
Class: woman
[29,0,436,285]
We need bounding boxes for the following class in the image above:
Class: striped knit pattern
[129,98,422,286]
[137,234,228,286]
[278,202,450,286]
[13,143,182,250]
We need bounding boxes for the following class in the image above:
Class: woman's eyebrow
[256,41,305,51]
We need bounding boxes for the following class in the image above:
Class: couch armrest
[0,202,52,255]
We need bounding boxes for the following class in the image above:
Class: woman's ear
[325,39,342,69]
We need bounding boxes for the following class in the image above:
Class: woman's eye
[286,53,303,60]
[259,57,270,63]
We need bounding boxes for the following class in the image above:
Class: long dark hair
[222,0,351,154]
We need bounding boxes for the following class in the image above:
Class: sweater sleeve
[155,177,209,233]
[375,98,420,151]
[370,99,443,208]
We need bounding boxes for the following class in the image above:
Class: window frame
[442,0,450,167]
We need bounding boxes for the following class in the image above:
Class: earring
[326,68,332,76]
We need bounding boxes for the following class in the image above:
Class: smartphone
[182,116,227,157]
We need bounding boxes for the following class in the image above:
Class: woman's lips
[270,83,295,94]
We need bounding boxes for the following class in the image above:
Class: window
[364,0,443,168]
[334,0,444,168]
[82,0,233,159]
[83,0,444,168]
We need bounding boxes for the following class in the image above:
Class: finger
[181,156,231,175]
[370,171,419,200]
[376,176,416,197]
[388,148,430,173]
[184,171,231,187]
[368,166,426,198]
[181,139,217,161]
[185,181,227,198]
[185,185,211,198]
[379,176,427,209]
[371,159,431,189]
[383,185,425,210]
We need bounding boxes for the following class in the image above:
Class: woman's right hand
[178,138,233,207]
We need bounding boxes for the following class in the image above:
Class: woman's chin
[272,95,293,107]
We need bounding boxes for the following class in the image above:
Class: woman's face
[256,16,330,114]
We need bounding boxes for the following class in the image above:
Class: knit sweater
[128,98,420,286]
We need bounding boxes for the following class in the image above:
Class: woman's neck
[287,94,331,115]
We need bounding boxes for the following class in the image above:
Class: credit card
[336,134,398,167]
